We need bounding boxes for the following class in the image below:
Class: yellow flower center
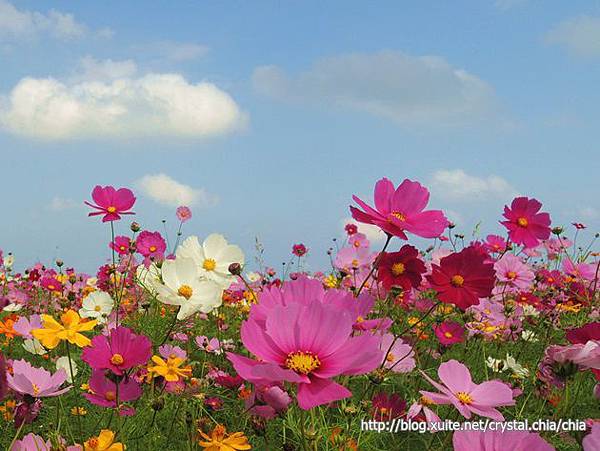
[107,206,117,213]
[391,262,405,276]
[356,315,364,323]
[149,246,157,252]
[351,259,360,268]
[451,275,465,287]
[105,391,116,401]
[507,271,517,280]
[87,438,99,449]
[285,351,321,374]
[94,305,102,312]
[420,395,433,406]
[353,241,360,248]
[202,258,217,271]
[444,331,453,338]
[379,407,389,415]
[390,211,407,221]
[177,285,193,299]
[456,392,473,404]
[517,217,528,227]
[32,383,40,395]
[386,353,395,362]
[110,353,124,365]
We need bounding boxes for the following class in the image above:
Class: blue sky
[1,0,599,273]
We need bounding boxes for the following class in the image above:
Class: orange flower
[198,424,251,450]
[0,317,18,340]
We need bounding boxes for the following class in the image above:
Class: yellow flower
[71,406,87,416]
[198,424,251,450]
[84,430,124,451]
[32,309,97,349]
[147,355,192,382]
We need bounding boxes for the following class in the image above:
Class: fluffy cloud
[253,51,498,126]
[0,0,99,40]
[136,174,218,208]
[430,169,519,202]
[340,217,386,243]
[0,59,246,140]
[546,15,600,57]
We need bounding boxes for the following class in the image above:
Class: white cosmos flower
[23,338,47,355]
[136,262,162,294]
[521,330,538,342]
[485,357,503,372]
[56,356,78,383]
[503,354,529,379]
[3,303,22,312]
[79,291,113,323]
[247,272,261,283]
[176,234,244,286]
[155,257,223,320]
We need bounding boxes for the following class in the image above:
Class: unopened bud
[228,263,242,276]
[130,222,141,233]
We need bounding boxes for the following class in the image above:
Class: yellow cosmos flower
[32,309,97,349]
[84,429,124,451]
[198,424,251,450]
[147,355,192,382]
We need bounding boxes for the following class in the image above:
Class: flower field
[0,178,599,450]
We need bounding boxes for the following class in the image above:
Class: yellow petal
[61,310,81,327]
[71,333,92,348]
[77,319,98,332]
[41,315,63,330]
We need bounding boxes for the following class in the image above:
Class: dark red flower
[371,392,406,421]
[426,247,495,310]
[378,245,426,291]
[344,223,358,235]
[292,244,308,257]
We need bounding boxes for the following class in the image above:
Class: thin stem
[355,234,392,297]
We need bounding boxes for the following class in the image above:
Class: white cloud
[136,174,218,208]
[253,51,499,126]
[340,217,386,244]
[0,60,246,140]
[430,169,519,202]
[546,15,600,57]
[47,197,78,211]
[0,0,87,40]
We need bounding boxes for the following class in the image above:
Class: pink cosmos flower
[245,384,292,419]
[85,185,136,222]
[84,370,142,410]
[227,300,382,410]
[176,206,192,222]
[10,433,53,451]
[334,246,376,273]
[13,315,42,339]
[563,259,596,281]
[433,321,465,346]
[7,359,71,398]
[501,197,551,248]
[81,326,152,376]
[494,254,534,290]
[349,233,370,249]
[159,344,187,360]
[407,396,441,425]
[420,360,515,421]
[584,423,600,451]
[484,235,508,254]
[195,336,222,354]
[350,177,448,239]
[379,333,416,373]
[453,430,554,451]
[136,230,166,262]
[110,236,132,256]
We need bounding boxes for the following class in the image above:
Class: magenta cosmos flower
[81,326,152,376]
[110,236,132,256]
[7,359,71,398]
[85,185,136,222]
[501,197,551,248]
[420,360,515,421]
[433,321,465,346]
[136,230,166,261]
[227,300,382,410]
[350,177,448,239]
[176,206,192,222]
[84,370,142,409]
[453,430,554,451]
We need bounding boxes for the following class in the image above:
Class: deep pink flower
[110,236,132,255]
[136,231,166,261]
[7,359,71,398]
[85,185,136,222]
[292,244,308,257]
[227,300,382,410]
[246,384,292,419]
[420,360,515,421]
[81,326,152,376]
[433,321,465,346]
[453,430,554,451]
[176,206,192,222]
[501,197,551,248]
[350,177,448,239]
[377,245,426,291]
[40,276,62,293]
[0,352,7,401]
[484,235,508,253]
[573,222,586,230]
[84,370,142,410]
[562,259,596,281]
[344,223,358,235]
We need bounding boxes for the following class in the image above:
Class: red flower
[426,247,495,310]
[433,321,464,346]
[501,197,551,248]
[378,245,426,291]
[292,243,308,257]
[344,223,358,236]
[371,392,406,421]
[85,185,136,222]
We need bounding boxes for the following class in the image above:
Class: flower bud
[228,263,242,276]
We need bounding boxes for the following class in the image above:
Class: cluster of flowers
[0,178,598,450]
